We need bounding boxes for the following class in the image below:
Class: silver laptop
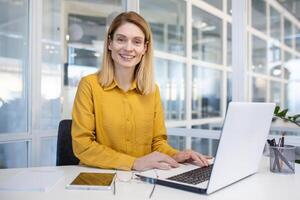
[137,102,275,194]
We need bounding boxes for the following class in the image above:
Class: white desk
[0,157,299,200]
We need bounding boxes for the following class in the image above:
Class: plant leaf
[274,106,280,114]
[276,109,288,118]
[292,114,300,120]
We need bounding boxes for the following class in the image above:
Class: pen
[274,148,294,172]
[267,139,280,171]
[272,148,281,172]
[267,139,275,147]
[280,132,285,147]
[278,138,281,147]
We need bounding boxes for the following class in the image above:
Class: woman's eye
[117,38,125,42]
[134,40,142,45]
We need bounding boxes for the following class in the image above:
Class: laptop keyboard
[166,164,213,185]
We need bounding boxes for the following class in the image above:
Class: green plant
[273,106,300,127]
[274,106,300,164]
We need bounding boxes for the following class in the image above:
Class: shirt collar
[103,79,137,92]
[103,80,117,91]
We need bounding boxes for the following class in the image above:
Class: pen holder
[269,145,296,174]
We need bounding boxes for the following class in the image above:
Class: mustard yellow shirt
[71,73,178,170]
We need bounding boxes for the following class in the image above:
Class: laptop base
[136,175,207,194]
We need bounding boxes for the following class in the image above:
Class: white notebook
[0,169,64,192]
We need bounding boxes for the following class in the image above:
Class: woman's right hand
[132,151,180,171]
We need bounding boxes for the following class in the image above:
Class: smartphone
[66,172,116,190]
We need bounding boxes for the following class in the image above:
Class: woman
[72,11,211,171]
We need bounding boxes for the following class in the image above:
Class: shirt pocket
[135,112,154,145]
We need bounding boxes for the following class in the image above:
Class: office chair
[56,119,80,166]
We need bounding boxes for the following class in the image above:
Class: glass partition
[140,0,186,56]
[202,0,222,10]
[39,0,62,130]
[0,141,29,168]
[227,23,232,66]
[155,58,186,120]
[192,6,223,65]
[40,137,57,166]
[62,0,125,119]
[252,77,267,102]
[284,18,293,48]
[252,0,266,33]
[0,0,29,133]
[192,66,222,119]
[270,81,281,105]
[296,27,300,52]
[252,35,267,74]
[270,6,281,42]
[268,43,281,77]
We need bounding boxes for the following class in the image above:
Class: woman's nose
[124,41,134,51]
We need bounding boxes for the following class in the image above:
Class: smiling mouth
[119,54,135,61]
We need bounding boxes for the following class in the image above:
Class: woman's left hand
[172,150,212,167]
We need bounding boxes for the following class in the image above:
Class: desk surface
[0,157,299,200]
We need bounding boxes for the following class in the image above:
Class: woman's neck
[114,66,135,92]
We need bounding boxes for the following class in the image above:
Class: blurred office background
[0,0,299,168]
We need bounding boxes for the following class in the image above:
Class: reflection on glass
[39,0,62,130]
[40,137,57,166]
[63,1,124,119]
[252,77,267,102]
[227,0,232,15]
[155,58,186,120]
[202,0,222,10]
[252,0,266,33]
[192,66,222,119]
[192,138,219,157]
[268,44,281,77]
[192,124,221,156]
[296,27,300,52]
[67,14,107,86]
[0,0,28,133]
[283,51,292,80]
[192,6,222,64]
[227,23,232,66]
[140,0,186,56]
[270,6,281,42]
[252,35,267,74]
[270,81,281,105]
[284,83,289,110]
[168,136,186,151]
[0,141,29,168]
[284,18,293,48]
[284,57,300,113]
[227,73,232,105]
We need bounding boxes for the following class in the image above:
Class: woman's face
[109,22,147,70]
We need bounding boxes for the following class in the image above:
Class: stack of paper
[0,169,64,192]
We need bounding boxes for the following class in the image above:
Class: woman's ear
[108,39,112,51]
[108,35,112,51]
[142,42,148,55]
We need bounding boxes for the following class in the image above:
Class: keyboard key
[166,164,213,185]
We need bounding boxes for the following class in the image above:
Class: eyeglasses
[148,169,158,198]
[113,169,158,199]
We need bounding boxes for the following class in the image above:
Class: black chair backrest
[56,119,80,166]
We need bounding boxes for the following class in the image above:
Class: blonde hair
[98,11,155,95]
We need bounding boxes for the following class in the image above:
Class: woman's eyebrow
[115,33,144,40]
[133,36,144,40]
[115,34,126,38]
